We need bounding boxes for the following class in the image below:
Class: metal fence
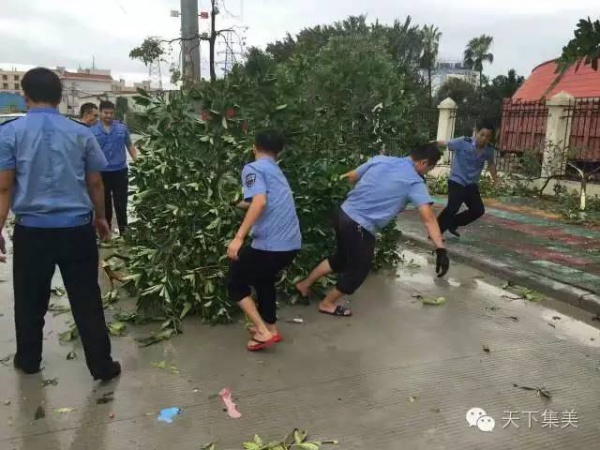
[494,100,548,174]
[562,99,600,182]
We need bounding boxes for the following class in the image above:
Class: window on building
[2,83,8,89]
[2,75,7,81]
[14,84,20,90]
[14,75,20,82]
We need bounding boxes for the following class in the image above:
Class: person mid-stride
[436,120,499,238]
[226,129,301,351]
[295,143,449,317]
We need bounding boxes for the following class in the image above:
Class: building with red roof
[513,60,600,101]
[500,59,600,163]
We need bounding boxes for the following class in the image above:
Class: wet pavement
[0,243,599,449]
[401,197,600,296]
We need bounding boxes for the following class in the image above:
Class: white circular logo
[466,407,487,427]
[477,415,496,432]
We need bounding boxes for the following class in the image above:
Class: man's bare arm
[418,204,445,249]
[488,162,499,183]
[127,145,138,161]
[235,201,251,210]
[86,171,106,220]
[234,194,267,240]
[340,170,360,184]
[0,170,14,230]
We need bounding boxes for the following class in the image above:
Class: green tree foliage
[420,25,442,104]
[125,17,434,327]
[436,69,525,137]
[129,37,165,66]
[463,35,494,88]
[115,96,129,121]
[557,17,600,72]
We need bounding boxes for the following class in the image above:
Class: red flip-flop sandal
[248,328,283,342]
[247,336,278,351]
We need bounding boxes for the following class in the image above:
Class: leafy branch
[556,17,600,73]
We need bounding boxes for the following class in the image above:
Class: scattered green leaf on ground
[521,288,544,302]
[51,286,66,297]
[513,384,552,400]
[409,396,417,403]
[102,289,120,307]
[500,281,514,290]
[136,328,177,347]
[55,407,76,414]
[34,405,45,420]
[66,351,77,360]
[42,378,59,387]
[483,345,491,353]
[107,322,127,337]
[59,323,79,343]
[209,428,343,450]
[422,297,446,306]
[151,360,180,374]
[48,303,71,316]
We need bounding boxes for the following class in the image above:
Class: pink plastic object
[219,388,242,419]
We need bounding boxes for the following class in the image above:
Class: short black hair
[409,143,442,166]
[255,129,285,155]
[21,67,62,105]
[476,119,495,132]
[80,102,97,117]
[99,100,115,111]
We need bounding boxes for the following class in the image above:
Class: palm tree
[420,25,442,104]
[463,35,494,89]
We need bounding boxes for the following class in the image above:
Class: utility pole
[208,0,218,83]
[180,0,201,84]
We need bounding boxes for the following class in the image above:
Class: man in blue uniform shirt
[295,143,449,317]
[227,129,301,351]
[0,67,121,381]
[91,100,137,236]
[79,102,99,126]
[436,120,498,237]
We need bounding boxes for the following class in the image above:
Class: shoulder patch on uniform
[245,172,257,188]
[0,117,20,127]
[69,117,89,127]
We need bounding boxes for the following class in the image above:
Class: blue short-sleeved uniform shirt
[90,120,131,171]
[341,156,433,235]
[448,137,495,186]
[241,157,302,252]
[0,108,108,228]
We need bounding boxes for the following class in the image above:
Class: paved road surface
[0,242,599,449]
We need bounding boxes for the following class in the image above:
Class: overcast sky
[0,0,596,86]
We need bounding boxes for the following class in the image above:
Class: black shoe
[448,228,461,238]
[93,361,121,382]
[13,355,41,375]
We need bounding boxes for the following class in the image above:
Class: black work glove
[435,248,449,278]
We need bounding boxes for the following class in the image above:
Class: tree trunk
[428,67,432,105]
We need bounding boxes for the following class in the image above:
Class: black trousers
[101,169,128,233]
[227,247,298,324]
[437,180,485,233]
[13,223,114,377]
[328,209,376,295]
